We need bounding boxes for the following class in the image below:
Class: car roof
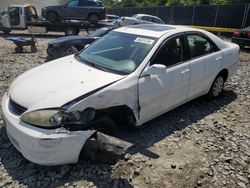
[114,24,197,38]
[133,14,159,18]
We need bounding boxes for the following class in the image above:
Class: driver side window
[151,36,184,67]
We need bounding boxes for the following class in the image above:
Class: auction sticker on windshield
[134,37,154,45]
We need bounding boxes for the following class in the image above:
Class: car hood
[9,55,125,111]
[48,36,97,45]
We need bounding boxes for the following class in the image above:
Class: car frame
[2,24,239,165]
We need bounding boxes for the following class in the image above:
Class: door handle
[216,56,222,61]
[181,69,190,74]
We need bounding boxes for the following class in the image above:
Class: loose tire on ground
[207,74,225,99]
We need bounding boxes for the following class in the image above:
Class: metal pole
[214,5,219,27]
[241,4,249,29]
[192,5,196,25]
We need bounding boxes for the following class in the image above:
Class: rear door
[78,0,99,19]
[185,32,222,99]
[63,0,81,19]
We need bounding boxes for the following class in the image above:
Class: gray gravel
[0,36,249,188]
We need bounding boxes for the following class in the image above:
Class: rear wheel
[207,74,225,99]
[88,14,99,24]
[65,27,79,36]
[46,11,59,22]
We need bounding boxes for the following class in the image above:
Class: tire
[91,116,117,136]
[31,45,38,53]
[65,27,79,36]
[207,74,225,99]
[88,14,99,24]
[46,11,59,22]
[64,46,78,56]
[15,46,23,53]
[2,28,11,35]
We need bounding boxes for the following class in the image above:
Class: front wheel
[64,46,78,56]
[2,28,11,35]
[207,74,225,99]
[88,14,99,24]
[65,27,79,36]
[91,116,117,136]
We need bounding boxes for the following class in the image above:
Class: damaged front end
[22,108,133,163]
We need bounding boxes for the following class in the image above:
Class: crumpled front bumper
[1,93,96,166]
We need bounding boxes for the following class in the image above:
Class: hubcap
[212,76,224,97]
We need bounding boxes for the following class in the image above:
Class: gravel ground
[0,34,249,188]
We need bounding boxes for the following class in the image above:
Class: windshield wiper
[75,54,110,72]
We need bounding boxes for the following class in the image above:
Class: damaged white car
[2,24,239,165]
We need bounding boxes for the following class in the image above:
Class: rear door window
[186,34,218,58]
[67,0,79,7]
[79,0,98,6]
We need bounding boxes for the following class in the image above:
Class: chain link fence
[107,4,250,29]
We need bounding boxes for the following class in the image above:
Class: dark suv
[42,0,105,24]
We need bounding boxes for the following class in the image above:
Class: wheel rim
[212,76,224,97]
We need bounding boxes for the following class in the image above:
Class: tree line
[102,0,249,8]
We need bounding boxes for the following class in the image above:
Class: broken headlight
[20,109,64,128]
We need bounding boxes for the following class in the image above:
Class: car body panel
[9,55,125,112]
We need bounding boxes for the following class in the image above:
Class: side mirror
[142,64,166,77]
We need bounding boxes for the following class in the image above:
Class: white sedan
[2,24,239,165]
[116,14,165,26]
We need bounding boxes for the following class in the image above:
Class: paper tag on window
[134,37,154,45]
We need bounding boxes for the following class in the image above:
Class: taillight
[233,30,241,37]
[248,32,250,38]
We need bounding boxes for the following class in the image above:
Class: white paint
[2,24,239,165]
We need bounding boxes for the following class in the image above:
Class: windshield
[87,27,109,37]
[77,31,157,75]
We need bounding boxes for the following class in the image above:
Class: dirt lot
[0,33,249,188]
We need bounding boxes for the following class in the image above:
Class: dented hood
[9,55,124,111]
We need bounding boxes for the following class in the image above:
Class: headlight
[20,109,64,128]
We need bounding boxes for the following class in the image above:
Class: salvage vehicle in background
[0,4,105,36]
[42,0,106,24]
[47,26,115,60]
[119,14,165,26]
[2,24,239,165]
[232,26,250,48]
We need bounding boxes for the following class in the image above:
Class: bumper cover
[232,37,250,46]
[1,93,95,166]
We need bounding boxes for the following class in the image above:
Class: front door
[139,35,191,123]
[63,0,82,19]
